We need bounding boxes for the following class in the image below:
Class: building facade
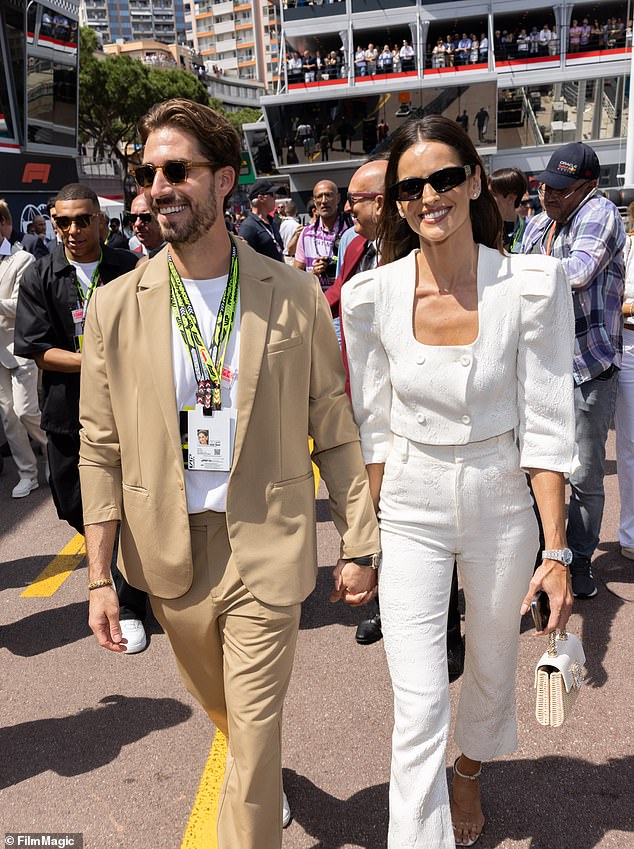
[80,0,186,44]
[185,0,280,88]
[257,0,633,196]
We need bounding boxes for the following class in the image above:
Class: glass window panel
[3,5,25,136]
[493,8,558,63]
[497,76,627,149]
[0,57,15,139]
[265,81,497,167]
[426,15,489,70]
[568,2,630,55]
[27,57,77,147]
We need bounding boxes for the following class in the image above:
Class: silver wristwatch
[542,548,573,566]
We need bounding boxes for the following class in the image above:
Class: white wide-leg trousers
[378,430,538,849]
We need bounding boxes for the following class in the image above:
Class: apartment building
[185,0,280,89]
[80,0,186,44]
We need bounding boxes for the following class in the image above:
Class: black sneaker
[570,556,598,599]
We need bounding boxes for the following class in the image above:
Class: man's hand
[330,558,377,606]
[312,256,331,277]
[88,585,128,652]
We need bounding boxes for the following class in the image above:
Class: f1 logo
[22,163,51,183]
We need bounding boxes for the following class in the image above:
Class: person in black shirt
[238,180,284,262]
[14,183,149,653]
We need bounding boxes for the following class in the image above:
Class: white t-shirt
[68,258,100,298]
[171,273,240,514]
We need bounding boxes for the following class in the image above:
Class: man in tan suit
[79,99,379,849]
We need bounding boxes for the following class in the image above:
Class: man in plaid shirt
[522,142,625,599]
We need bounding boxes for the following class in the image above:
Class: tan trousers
[149,510,301,849]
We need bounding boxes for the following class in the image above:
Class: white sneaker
[282,790,292,828]
[12,477,39,498]
[119,619,147,653]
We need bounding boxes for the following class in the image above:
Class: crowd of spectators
[287,15,632,85]
[428,32,489,68]
[287,40,416,84]
[287,48,348,83]
[354,41,416,75]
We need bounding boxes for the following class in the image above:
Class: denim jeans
[567,371,619,559]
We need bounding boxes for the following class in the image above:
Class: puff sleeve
[341,269,392,464]
[516,257,577,474]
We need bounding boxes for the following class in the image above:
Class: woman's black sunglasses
[391,165,472,201]
[130,159,213,188]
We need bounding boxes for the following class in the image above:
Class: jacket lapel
[232,241,274,469]
[136,253,182,457]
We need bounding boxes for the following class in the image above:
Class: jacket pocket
[266,335,303,354]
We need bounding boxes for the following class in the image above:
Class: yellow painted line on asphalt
[181,730,227,849]
[20,533,86,597]
[310,437,321,495]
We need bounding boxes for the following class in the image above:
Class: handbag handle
[547,629,568,657]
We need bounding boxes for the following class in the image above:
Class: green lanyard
[73,252,103,309]
[169,239,239,411]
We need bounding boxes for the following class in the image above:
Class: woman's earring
[472,187,481,200]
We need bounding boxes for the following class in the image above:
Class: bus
[0,0,79,236]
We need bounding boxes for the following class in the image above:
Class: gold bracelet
[88,578,113,591]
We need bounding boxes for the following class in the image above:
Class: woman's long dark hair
[378,115,503,265]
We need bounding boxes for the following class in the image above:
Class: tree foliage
[79,27,208,167]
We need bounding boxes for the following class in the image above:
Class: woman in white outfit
[616,230,634,558]
[342,116,577,848]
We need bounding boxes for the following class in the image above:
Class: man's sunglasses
[133,212,154,224]
[55,213,97,231]
[347,191,380,206]
[391,165,472,201]
[130,159,213,188]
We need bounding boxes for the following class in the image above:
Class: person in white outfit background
[617,231,634,559]
[342,116,577,848]
[0,199,48,497]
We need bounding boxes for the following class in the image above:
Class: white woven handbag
[534,629,585,727]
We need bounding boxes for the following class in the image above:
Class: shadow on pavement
[481,755,634,847]
[0,458,53,543]
[0,555,86,592]
[285,755,634,848]
[1,600,163,656]
[283,768,389,849]
[0,600,91,655]
[575,548,633,689]
[0,695,193,789]
[300,565,374,631]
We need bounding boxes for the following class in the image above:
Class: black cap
[248,179,278,200]
[535,142,600,189]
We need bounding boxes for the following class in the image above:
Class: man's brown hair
[138,98,241,205]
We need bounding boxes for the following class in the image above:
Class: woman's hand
[520,558,573,633]
[523,469,572,632]
[330,559,378,606]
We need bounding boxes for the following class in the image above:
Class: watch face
[562,548,573,566]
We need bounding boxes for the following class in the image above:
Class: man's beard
[152,191,218,246]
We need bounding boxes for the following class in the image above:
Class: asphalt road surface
[1,434,633,849]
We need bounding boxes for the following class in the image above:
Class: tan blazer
[79,239,379,605]
[0,248,35,369]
